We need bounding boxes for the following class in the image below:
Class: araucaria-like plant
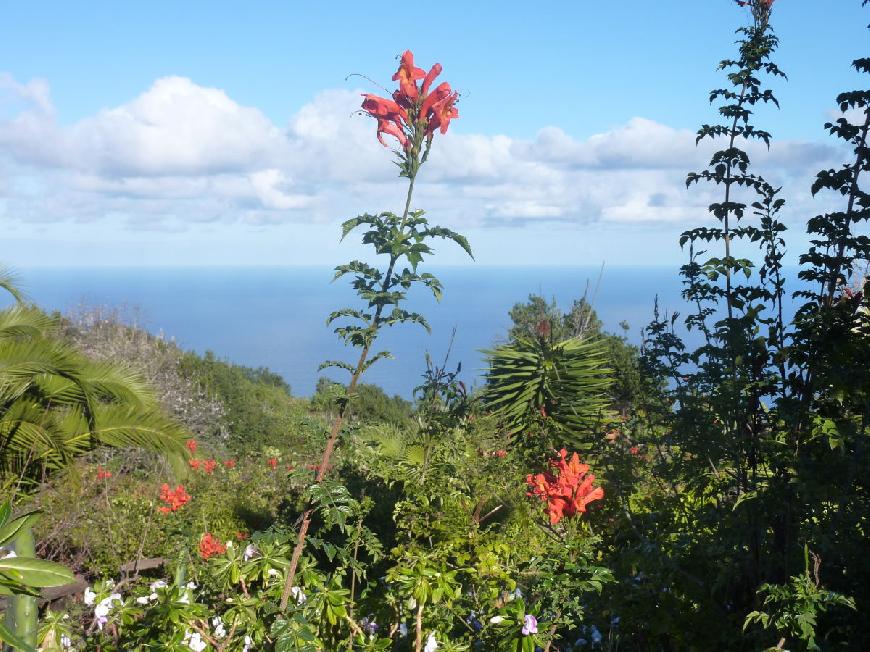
[280,50,473,610]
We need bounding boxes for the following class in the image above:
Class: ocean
[13,265,708,397]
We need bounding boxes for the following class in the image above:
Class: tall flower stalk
[280,51,472,610]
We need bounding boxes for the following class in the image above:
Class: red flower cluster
[223,459,236,469]
[526,449,604,525]
[96,466,112,480]
[158,484,191,514]
[267,457,279,470]
[186,439,198,454]
[361,50,459,150]
[629,446,640,456]
[189,458,218,474]
[198,532,226,560]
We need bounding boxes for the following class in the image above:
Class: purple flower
[522,614,538,636]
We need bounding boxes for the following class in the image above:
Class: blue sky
[0,0,866,267]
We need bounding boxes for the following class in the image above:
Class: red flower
[235,530,249,541]
[223,459,236,469]
[158,483,191,513]
[362,51,459,149]
[377,118,409,149]
[186,439,198,454]
[425,90,459,136]
[392,50,426,100]
[629,446,640,456]
[267,457,279,470]
[493,449,507,459]
[96,466,112,480]
[198,532,227,560]
[421,63,442,98]
[419,81,452,119]
[203,459,217,475]
[361,94,408,123]
[189,458,202,471]
[526,449,604,525]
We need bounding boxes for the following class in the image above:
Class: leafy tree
[178,350,305,451]
[313,378,412,428]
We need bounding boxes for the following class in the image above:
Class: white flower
[179,593,191,604]
[186,581,198,590]
[136,596,150,605]
[94,593,121,619]
[0,549,17,559]
[290,586,306,604]
[83,587,96,605]
[226,540,234,548]
[266,568,280,578]
[242,634,253,652]
[424,632,438,652]
[243,544,257,561]
[149,580,167,590]
[211,615,226,639]
[489,616,504,624]
[149,592,159,602]
[184,630,207,652]
[60,634,72,649]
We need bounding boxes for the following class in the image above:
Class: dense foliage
[1,2,869,650]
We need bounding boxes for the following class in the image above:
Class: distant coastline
[10,265,802,398]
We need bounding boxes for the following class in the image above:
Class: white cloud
[0,73,847,235]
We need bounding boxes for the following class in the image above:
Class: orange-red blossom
[158,483,191,514]
[199,533,226,560]
[526,449,604,525]
[361,49,459,150]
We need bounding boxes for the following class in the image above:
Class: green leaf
[0,557,75,588]
[0,512,40,547]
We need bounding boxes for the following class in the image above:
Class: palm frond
[0,268,24,305]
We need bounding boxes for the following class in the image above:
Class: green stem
[280,170,420,611]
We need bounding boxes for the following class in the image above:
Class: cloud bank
[0,74,847,234]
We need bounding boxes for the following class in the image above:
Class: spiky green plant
[483,328,612,450]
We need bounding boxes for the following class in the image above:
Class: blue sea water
[13,265,704,397]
